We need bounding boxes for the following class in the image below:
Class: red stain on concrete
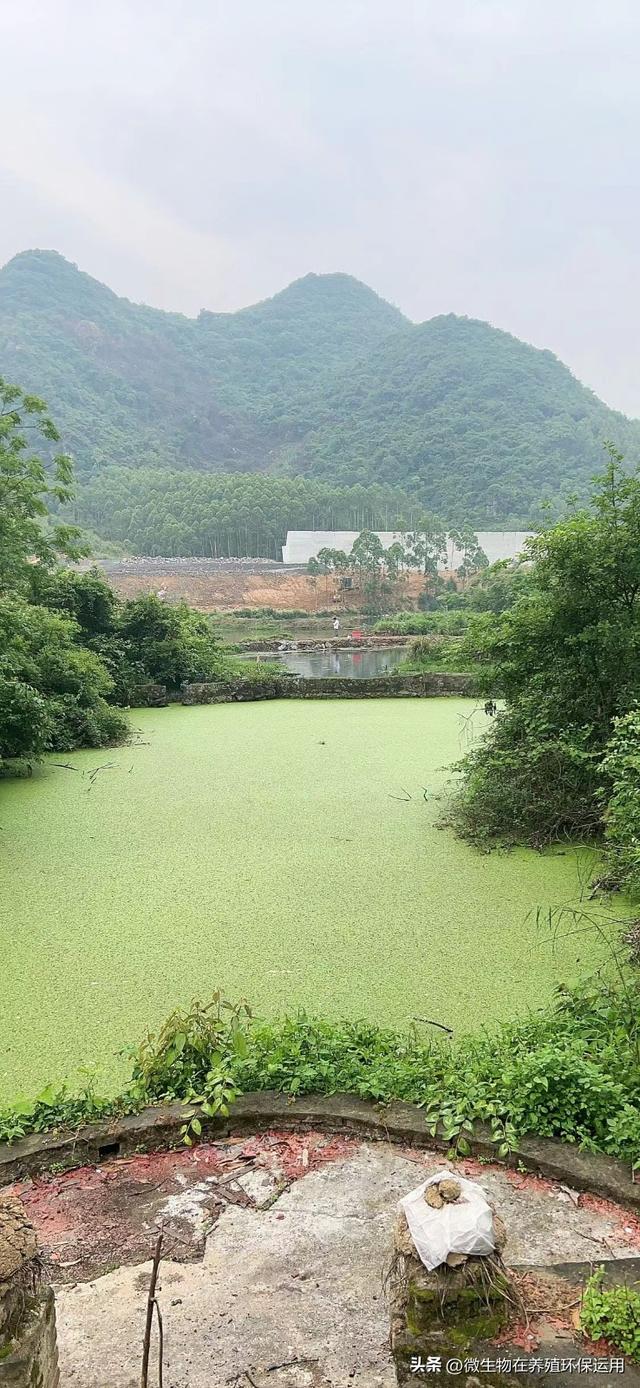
[239,1129,355,1180]
[9,1130,357,1282]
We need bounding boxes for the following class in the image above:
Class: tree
[0,596,128,763]
[29,568,235,703]
[448,525,489,585]
[385,541,409,601]
[315,547,350,601]
[116,595,225,690]
[349,529,384,574]
[316,547,350,574]
[306,557,321,609]
[0,377,86,593]
[0,380,129,768]
[405,513,447,588]
[0,378,283,771]
[0,675,50,762]
[347,531,392,612]
[451,448,640,845]
[466,560,532,614]
[28,564,118,636]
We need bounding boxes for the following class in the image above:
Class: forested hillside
[1,248,639,545]
[75,470,418,559]
[0,250,404,473]
[290,315,640,520]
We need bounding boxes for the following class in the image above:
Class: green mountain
[1,248,639,538]
[289,313,640,520]
[0,250,405,474]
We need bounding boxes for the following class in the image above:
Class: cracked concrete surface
[41,1140,640,1388]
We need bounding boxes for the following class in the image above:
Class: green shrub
[375,611,470,636]
[581,1268,640,1361]
[3,974,638,1163]
[45,696,129,751]
[0,597,130,766]
[0,1078,124,1146]
[449,455,640,849]
[229,607,309,620]
[0,676,50,762]
[600,710,640,899]
[447,703,602,848]
[397,635,473,675]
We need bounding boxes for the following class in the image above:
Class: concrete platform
[9,1134,640,1387]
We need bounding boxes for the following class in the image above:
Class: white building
[281,529,533,569]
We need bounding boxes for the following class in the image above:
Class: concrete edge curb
[0,1092,637,1211]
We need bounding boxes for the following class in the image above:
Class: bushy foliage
[0,561,284,766]
[397,635,472,675]
[375,610,471,636]
[600,710,640,899]
[448,701,602,847]
[117,595,225,690]
[451,452,640,846]
[0,675,50,765]
[29,563,119,634]
[0,595,129,765]
[0,376,282,768]
[0,1078,126,1145]
[581,1268,640,1361]
[25,568,275,703]
[229,607,311,620]
[2,975,639,1163]
[374,564,528,637]
[0,380,131,767]
[464,560,534,613]
[0,375,87,592]
[231,978,640,1159]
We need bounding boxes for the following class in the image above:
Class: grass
[0,698,609,1102]
[212,612,367,645]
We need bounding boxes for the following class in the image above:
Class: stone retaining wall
[131,682,170,706]
[0,1093,637,1212]
[181,673,473,703]
[133,672,475,706]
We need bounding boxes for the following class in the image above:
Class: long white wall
[282,529,533,568]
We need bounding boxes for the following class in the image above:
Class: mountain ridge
[1,248,639,527]
[2,249,406,327]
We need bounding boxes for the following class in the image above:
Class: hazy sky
[1,0,640,413]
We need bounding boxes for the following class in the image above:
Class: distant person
[484,699,497,717]
[333,616,340,635]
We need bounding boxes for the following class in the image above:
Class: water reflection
[247,647,406,679]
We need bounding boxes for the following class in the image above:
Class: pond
[244,646,407,678]
[0,699,609,1101]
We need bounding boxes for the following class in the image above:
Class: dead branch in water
[85,763,117,791]
[412,1016,453,1034]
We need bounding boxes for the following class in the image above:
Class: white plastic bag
[399,1169,496,1271]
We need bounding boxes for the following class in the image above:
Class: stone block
[0,1199,59,1388]
[0,1289,59,1388]
[390,1204,515,1386]
[131,682,168,706]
